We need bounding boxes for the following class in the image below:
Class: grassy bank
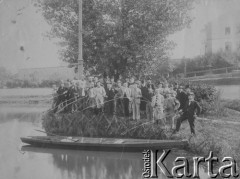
[0,88,52,106]
[170,104,240,167]
[222,99,240,112]
[0,95,51,106]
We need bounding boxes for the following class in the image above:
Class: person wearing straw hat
[173,92,201,136]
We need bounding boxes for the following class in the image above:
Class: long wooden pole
[78,0,83,79]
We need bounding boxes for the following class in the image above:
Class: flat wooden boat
[21,136,188,152]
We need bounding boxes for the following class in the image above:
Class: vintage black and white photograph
[0,0,239,178]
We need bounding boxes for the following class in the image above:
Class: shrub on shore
[169,79,219,115]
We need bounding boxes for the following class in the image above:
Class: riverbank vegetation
[42,80,240,166]
[222,99,240,112]
[42,111,170,139]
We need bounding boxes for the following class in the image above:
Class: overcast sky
[1,0,240,72]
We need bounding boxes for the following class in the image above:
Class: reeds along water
[42,109,169,140]
[42,96,172,139]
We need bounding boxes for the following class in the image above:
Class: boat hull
[21,136,188,152]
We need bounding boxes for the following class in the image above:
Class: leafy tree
[173,51,234,76]
[36,0,193,77]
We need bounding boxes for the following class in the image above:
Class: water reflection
[23,148,144,179]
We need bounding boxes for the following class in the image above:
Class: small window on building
[225,27,231,35]
[225,42,232,51]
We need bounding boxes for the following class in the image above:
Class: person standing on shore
[66,81,77,113]
[122,82,131,117]
[53,81,67,113]
[151,90,165,125]
[173,92,201,136]
[145,85,154,121]
[164,91,180,129]
[155,82,164,95]
[140,80,148,116]
[94,81,106,114]
[114,80,124,115]
[146,78,155,91]
[128,77,135,114]
[130,81,142,120]
[176,85,188,111]
[87,82,96,112]
[105,83,115,115]
[162,82,170,98]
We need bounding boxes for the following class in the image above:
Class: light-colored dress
[88,87,96,108]
[151,93,164,120]
[164,97,180,118]
[94,86,106,108]
[155,88,164,95]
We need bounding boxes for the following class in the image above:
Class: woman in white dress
[151,90,165,125]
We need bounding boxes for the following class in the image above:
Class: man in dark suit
[173,92,201,135]
[176,85,188,110]
[66,81,77,113]
[53,82,68,113]
[105,83,116,115]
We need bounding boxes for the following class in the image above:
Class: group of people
[52,75,202,135]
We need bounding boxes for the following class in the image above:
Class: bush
[42,111,168,139]
[168,79,219,115]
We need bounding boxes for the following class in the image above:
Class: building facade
[203,12,240,56]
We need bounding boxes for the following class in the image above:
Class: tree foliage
[36,0,193,77]
[173,51,234,75]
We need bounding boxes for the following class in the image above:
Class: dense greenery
[167,79,219,114]
[173,51,236,76]
[36,0,194,77]
[42,111,168,139]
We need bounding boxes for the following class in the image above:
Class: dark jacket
[57,86,68,101]
[145,88,154,102]
[106,87,115,100]
[146,83,155,91]
[141,86,148,99]
[177,91,188,110]
[67,86,77,100]
[182,100,201,117]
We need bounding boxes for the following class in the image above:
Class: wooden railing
[185,66,240,78]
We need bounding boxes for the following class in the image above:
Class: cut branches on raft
[42,110,172,140]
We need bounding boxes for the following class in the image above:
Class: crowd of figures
[52,76,201,135]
